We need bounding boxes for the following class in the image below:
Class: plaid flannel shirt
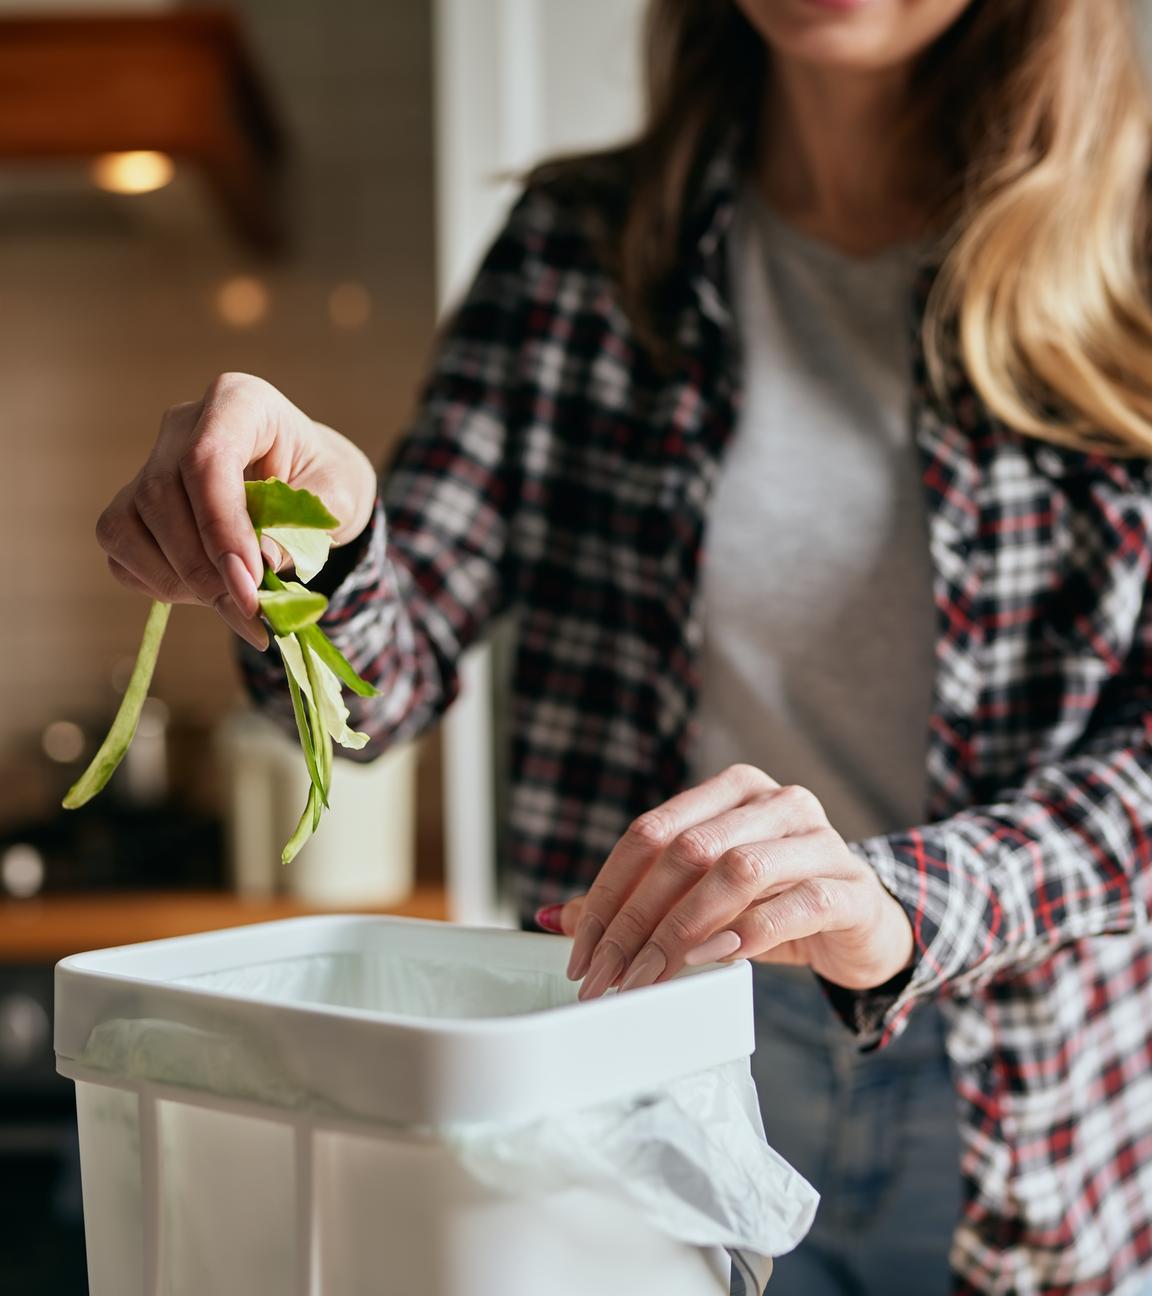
[242,146,1152,1294]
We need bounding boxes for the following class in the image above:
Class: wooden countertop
[0,886,449,963]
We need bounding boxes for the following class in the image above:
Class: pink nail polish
[578,943,626,1001]
[535,903,565,934]
[619,945,667,992]
[222,552,258,617]
[683,930,743,967]
[567,914,604,981]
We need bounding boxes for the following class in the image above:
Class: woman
[93,0,1152,1292]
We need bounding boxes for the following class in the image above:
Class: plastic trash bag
[452,1058,818,1294]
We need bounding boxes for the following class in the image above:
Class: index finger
[566,764,775,981]
[176,394,270,618]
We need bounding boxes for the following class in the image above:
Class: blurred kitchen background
[26,4,1152,1290]
[0,0,642,1289]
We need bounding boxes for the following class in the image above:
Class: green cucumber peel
[302,644,334,796]
[282,782,321,864]
[244,479,339,531]
[281,641,329,810]
[66,476,378,870]
[63,600,172,809]
[299,625,380,698]
[256,585,328,635]
[264,568,376,699]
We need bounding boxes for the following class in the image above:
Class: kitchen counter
[0,886,449,962]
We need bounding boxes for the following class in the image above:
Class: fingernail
[215,593,269,651]
[246,621,270,652]
[260,537,286,572]
[535,904,564,934]
[684,930,743,967]
[221,552,258,616]
[619,944,667,993]
[578,943,626,1001]
[567,914,604,980]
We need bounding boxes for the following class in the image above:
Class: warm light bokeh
[328,281,373,330]
[214,274,271,328]
[89,150,176,195]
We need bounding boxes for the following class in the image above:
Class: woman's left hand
[554,764,914,1000]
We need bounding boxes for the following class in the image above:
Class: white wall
[433,0,646,923]
[434,0,645,304]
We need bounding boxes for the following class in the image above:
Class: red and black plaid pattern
[242,149,1152,1294]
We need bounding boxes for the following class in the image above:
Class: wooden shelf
[0,887,448,964]
[0,10,286,250]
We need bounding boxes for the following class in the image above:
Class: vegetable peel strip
[63,601,172,809]
[280,639,329,810]
[66,477,379,867]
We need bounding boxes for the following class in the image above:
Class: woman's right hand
[95,372,378,649]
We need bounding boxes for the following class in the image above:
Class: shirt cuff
[823,836,943,1049]
[305,496,383,601]
[816,967,916,1050]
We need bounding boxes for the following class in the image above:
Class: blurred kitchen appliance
[214,708,418,905]
[0,700,224,897]
[0,804,224,898]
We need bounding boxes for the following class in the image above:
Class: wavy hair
[539,0,1152,454]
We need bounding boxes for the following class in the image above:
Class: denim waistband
[751,963,949,1064]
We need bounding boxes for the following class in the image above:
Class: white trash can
[55,916,815,1296]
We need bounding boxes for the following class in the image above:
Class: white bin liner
[61,922,819,1294]
[454,1060,818,1292]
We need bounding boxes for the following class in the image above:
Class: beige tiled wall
[0,0,438,828]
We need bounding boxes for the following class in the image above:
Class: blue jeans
[749,964,962,1296]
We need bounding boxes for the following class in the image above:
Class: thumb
[533,895,586,935]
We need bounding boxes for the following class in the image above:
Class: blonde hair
[926,0,1152,453]
[538,0,1152,455]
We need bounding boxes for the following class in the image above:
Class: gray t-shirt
[692,197,936,842]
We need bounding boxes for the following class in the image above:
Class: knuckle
[206,371,260,404]
[628,811,673,850]
[608,907,650,946]
[105,555,136,590]
[94,506,122,552]
[656,909,698,951]
[667,827,720,875]
[725,762,768,790]
[162,399,200,423]
[803,880,838,921]
[160,575,191,603]
[746,905,782,948]
[778,784,821,821]
[721,844,769,892]
[585,882,625,922]
[177,438,225,479]
[181,559,222,598]
[135,470,176,517]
